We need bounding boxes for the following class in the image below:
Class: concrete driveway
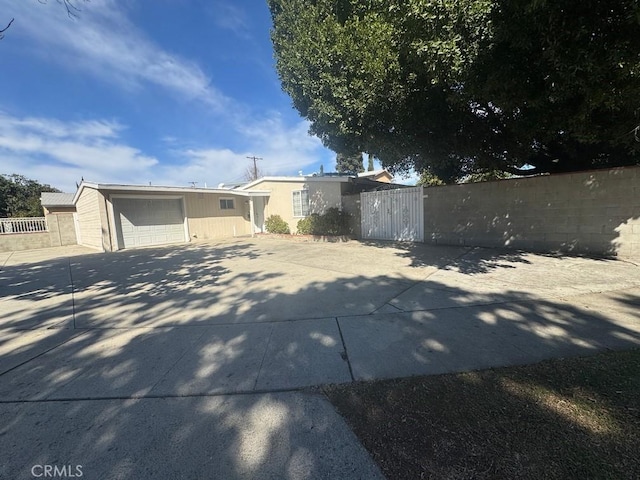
[1,238,639,479]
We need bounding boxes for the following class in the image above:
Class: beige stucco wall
[251,179,345,233]
[184,192,251,239]
[423,166,640,260]
[76,187,111,251]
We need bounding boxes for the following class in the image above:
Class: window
[219,198,235,210]
[292,190,309,217]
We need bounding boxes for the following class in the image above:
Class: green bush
[296,214,320,235]
[321,207,350,235]
[265,214,290,234]
[296,208,351,236]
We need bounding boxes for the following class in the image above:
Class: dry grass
[324,349,640,480]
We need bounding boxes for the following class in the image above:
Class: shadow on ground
[0,239,638,479]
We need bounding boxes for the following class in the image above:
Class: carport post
[249,196,256,237]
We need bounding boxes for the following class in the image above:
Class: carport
[72,181,270,251]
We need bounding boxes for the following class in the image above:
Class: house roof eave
[72,181,270,205]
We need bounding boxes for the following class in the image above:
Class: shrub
[321,207,350,235]
[296,208,351,236]
[265,214,290,234]
[296,213,320,235]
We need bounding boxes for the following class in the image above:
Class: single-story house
[71,182,270,251]
[41,171,399,252]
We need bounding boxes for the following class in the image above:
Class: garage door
[113,198,186,249]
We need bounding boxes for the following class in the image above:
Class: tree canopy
[269,0,640,183]
[336,151,364,174]
[0,174,60,217]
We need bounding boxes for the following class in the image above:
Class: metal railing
[0,217,48,234]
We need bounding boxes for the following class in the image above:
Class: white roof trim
[72,181,270,205]
[238,175,352,190]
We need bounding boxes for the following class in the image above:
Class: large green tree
[336,151,365,174]
[269,0,640,183]
[0,174,60,217]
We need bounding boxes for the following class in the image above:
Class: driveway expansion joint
[335,317,355,382]
[253,323,275,390]
[0,329,91,377]
[68,257,77,329]
[146,326,212,395]
[0,250,14,270]
[369,246,474,314]
[0,385,315,404]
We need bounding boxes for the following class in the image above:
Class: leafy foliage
[269,0,640,183]
[336,151,364,174]
[462,170,514,183]
[0,174,60,217]
[296,214,317,235]
[367,154,374,172]
[296,208,351,235]
[264,214,291,234]
[417,169,446,187]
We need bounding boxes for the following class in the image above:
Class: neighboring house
[357,169,394,183]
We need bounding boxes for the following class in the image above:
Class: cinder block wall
[0,232,52,252]
[423,166,640,260]
[46,212,78,246]
[0,212,77,252]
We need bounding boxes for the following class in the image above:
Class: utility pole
[246,156,263,180]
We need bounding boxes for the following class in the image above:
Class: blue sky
[0,0,392,192]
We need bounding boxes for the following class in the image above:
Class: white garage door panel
[114,198,186,249]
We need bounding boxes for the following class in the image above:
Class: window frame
[219,197,235,210]
[292,189,310,218]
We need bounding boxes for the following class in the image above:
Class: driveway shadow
[0,239,639,479]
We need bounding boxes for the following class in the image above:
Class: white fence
[360,186,424,242]
[0,217,48,234]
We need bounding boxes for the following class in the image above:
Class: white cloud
[0,2,335,190]
[2,0,227,108]
[0,111,329,191]
[164,114,329,186]
[210,2,251,39]
[0,112,158,191]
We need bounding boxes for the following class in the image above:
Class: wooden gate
[360,186,424,241]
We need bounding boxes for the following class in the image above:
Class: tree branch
[37,0,83,19]
[59,0,82,19]
[0,18,14,39]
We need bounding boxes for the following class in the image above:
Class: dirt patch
[325,349,640,480]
